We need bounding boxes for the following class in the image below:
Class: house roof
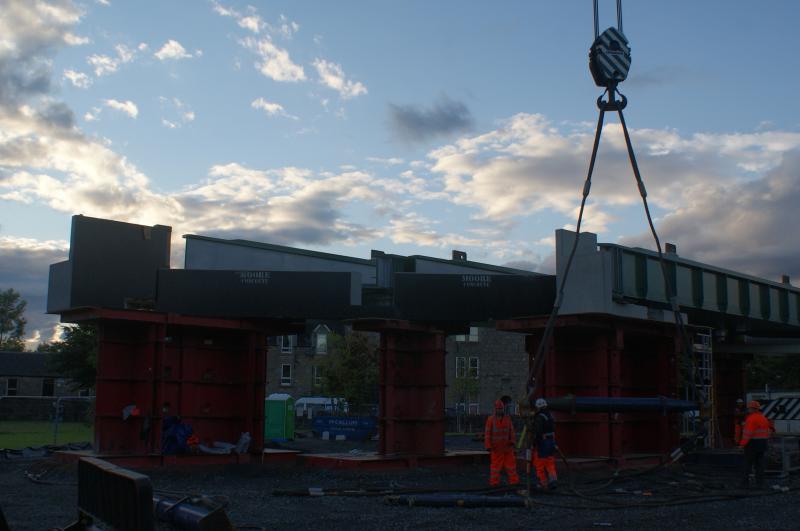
[184,234,375,266]
[185,234,542,276]
[0,351,60,378]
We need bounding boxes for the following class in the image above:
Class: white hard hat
[535,398,548,409]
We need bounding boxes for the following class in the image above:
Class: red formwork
[353,320,446,456]
[65,308,268,456]
[714,352,748,448]
[498,314,681,460]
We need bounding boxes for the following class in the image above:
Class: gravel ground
[1,437,798,531]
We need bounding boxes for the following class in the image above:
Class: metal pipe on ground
[385,493,528,508]
[545,396,697,413]
[152,494,235,531]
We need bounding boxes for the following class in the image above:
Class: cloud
[0,0,385,254]
[217,4,304,81]
[103,99,138,118]
[0,237,68,347]
[0,1,82,104]
[626,65,696,88]
[366,157,405,166]
[158,96,195,128]
[212,2,299,38]
[87,54,117,76]
[251,97,297,120]
[64,33,90,46]
[388,96,473,142]
[426,113,800,227]
[620,149,800,281]
[154,40,194,61]
[268,14,300,39]
[83,106,101,121]
[86,44,137,77]
[238,15,264,34]
[63,69,92,88]
[312,59,366,99]
[386,213,485,249]
[241,37,305,82]
[169,165,381,245]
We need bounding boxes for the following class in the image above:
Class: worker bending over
[485,399,519,487]
[532,398,558,490]
[739,400,771,488]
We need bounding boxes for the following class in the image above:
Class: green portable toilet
[265,393,295,441]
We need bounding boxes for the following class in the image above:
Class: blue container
[312,416,377,441]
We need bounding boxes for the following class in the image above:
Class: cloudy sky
[1,0,799,347]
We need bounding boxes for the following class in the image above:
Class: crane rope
[525,0,704,409]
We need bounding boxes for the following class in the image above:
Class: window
[6,378,17,396]
[468,357,479,379]
[315,332,328,354]
[455,327,479,342]
[78,388,93,397]
[455,357,466,378]
[42,378,55,397]
[312,365,322,387]
[280,364,292,386]
[280,335,295,353]
[456,401,480,415]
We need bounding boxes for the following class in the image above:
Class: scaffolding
[682,327,716,447]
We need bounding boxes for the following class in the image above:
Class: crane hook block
[589,27,631,87]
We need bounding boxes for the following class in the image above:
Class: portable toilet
[265,393,295,441]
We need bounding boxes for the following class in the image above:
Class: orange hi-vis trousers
[489,448,519,486]
[533,450,557,486]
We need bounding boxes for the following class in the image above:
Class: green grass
[0,421,93,449]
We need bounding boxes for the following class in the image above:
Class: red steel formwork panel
[499,315,681,459]
[714,352,748,448]
[67,309,267,456]
[354,320,446,456]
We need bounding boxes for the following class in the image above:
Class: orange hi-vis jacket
[739,411,771,447]
[485,415,515,450]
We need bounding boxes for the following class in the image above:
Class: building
[0,350,90,422]
[266,323,337,398]
[445,327,528,415]
[0,351,84,398]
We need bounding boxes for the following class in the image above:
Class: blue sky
[1,0,800,346]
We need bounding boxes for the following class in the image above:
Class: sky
[1,0,800,348]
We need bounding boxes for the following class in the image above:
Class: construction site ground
[1,434,798,530]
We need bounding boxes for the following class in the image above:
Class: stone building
[0,350,90,421]
[0,351,85,398]
[265,323,336,398]
[444,326,528,415]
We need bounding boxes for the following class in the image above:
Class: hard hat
[535,398,548,409]
[494,399,505,410]
[747,400,761,410]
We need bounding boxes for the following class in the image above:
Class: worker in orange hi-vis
[733,398,746,446]
[532,398,558,490]
[739,400,771,488]
[484,399,519,487]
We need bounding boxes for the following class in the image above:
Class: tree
[43,324,98,391]
[0,288,27,351]
[746,354,800,391]
[319,332,378,413]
